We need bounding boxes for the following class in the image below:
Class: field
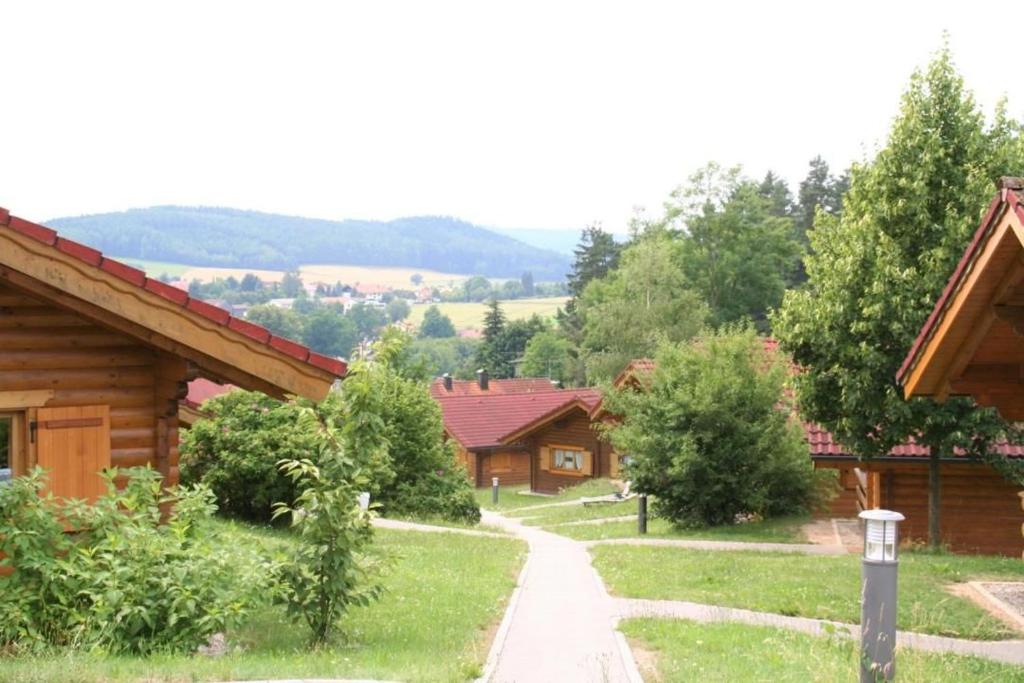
[408,297,568,330]
[120,258,472,289]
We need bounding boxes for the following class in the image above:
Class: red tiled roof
[429,377,558,398]
[805,421,1024,460]
[897,185,1024,384]
[184,378,236,409]
[0,207,346,378]
[437,389,602,450]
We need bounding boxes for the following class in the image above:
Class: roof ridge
[0,206,345,377]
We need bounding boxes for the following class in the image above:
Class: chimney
[477,368,489,391]
[443,373,453,391]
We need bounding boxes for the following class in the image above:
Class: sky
[2,1,1022,234]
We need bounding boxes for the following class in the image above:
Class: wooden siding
[528,410,608,494]
[815,462,861,517]
[0,283,186,490]
[479,449,530,487]
[859,460,1024,557]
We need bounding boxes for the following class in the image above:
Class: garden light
[858,509,904,683]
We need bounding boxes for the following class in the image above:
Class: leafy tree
[520,330,572,384]
[462,275,493,302]
[348,303,387,338]
[246,303,304,340]
[281,270,304,298]
[773,46,1024,547]
[240,273,262,292]
[386,297,411,323]
[410,273,423,286]
[579,234,707,380]
[604,329,814,527]
[304,309,359,358]
[419,305,456,338]
[664,163,801,327]
[520,271,535,296]
[408,337,480,379]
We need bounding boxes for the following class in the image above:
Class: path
[480,510,642,683]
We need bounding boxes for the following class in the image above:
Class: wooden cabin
[897,177,1024,557]
[435,387,610,492]
[0,206,345,501]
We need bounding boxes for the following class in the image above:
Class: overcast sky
[2,1,1021,234]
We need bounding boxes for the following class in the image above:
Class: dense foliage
[474,300,551,378]
[407,336,481,379]
[0,468,264,654]
[603,329,815,527]
[419,305,456,338]
[772,47,1024,545]
[181,333,480,525]
[50,207,571,279]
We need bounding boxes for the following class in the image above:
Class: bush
[180,391,321,523]
[604,328,815,527]
[0,468,264,654]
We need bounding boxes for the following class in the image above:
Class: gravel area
[982,582,1024,617]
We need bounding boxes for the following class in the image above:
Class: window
[553,447,584,472]
[0,415,10,483]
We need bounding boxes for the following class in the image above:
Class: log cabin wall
[813,462,862,517]
[0,283,187,489]
[528,410,607,494]
[478,449,530,487]
[860,460,1024,557]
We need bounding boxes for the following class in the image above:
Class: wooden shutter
[36,405,111,502]
[539,446,551,471]
[609,450,620,479]
[581,450,594,476]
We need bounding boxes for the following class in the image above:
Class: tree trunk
[928,449,942,550]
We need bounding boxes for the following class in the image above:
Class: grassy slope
[622,619,1024,682]
[0,521,526,683]
[549,514,808,543]
[476,479,622,513]
[593,545,1024,640]
[407,297,569,330]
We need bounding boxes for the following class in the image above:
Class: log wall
[0,284,186,488]
[479,449,530,487]
[528,410,609,494]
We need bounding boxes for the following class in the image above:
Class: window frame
[548,444,586,476]
[0,411,26,482]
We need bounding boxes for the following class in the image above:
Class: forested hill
[48,206,573,280]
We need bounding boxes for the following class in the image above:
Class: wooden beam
[0,389,54,410]
[993,305,1024,336]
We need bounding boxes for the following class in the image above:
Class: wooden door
[36,405,111,502]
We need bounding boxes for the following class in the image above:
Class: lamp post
[637,494,648,535]
[358,492,371,512]
[859,509,904,683]
[492,477,500,505]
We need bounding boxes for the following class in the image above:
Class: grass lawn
[0,520,526,683]
[621,619,1024,682]
[593,545,1024,640]
[517,496,640,526]
[476,478,624,513]
[548,514,808,543]
[407,297,568,331]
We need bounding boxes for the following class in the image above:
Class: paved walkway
[616,597,1024,666]
[480,511,642,683]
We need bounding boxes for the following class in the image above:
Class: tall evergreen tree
[567,224,621,298]
[794,156,848,244]
[758,171,793,218]
[773,46,1024,547]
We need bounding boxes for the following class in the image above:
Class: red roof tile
[0,205,345,380]
[429,377,559,398]
[437,389,602,450]
[184,378,236,409]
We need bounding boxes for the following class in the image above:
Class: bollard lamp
[859,509,904,563]
[358,491,371,512]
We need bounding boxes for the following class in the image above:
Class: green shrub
[0,467,265,655]
[180,391,321,523]
[273,409,383,646]
[604,328,815,527]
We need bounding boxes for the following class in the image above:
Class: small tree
[520,330,572,384]
[387,298,411,323]
[604,329,814,527]
[273,407,382,647]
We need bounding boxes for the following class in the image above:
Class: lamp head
[859,509,905,563]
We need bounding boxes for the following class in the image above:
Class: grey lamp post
[859,509,904,683]
[492,477,500,505]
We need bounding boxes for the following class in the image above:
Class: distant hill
[492,227,583,255]
[48,206,573,280]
